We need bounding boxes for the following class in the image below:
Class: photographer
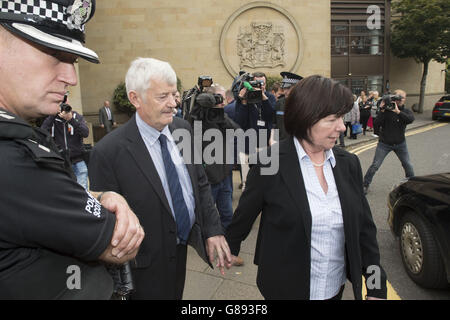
[363,90,415,194]
[234,72,276,189]
[187,84,238,224]
[203,85,240,232]
[42,100,90,189]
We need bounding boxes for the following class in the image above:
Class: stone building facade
[76,0,445,126]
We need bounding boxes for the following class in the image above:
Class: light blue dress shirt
[293,137,347,300]
[135,114,196,241]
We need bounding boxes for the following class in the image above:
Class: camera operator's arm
[374,101,386,128]
[40,115,57,132]
[261,96,275,123]
[396,105,415,124]
[234,89,250,129]
[66,112,89,138]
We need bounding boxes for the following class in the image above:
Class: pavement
[182,109,437,300]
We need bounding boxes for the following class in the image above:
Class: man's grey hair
[125,57,177,98]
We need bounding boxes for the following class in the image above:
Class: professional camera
[59,93,72,113]
[231,71,264,104]
[381,94,403,111]
[182,76,225,124]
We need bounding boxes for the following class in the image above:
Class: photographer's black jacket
[374,106,414,145]
[235,92,276,154]
[0,109,114,299]
[200,115,240,185]
[41,111,89,163]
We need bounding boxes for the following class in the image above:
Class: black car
[432,95,450,120]
[388,173,450,289]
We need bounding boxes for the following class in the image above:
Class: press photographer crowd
[3,0,426,301]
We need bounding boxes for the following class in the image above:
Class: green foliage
[266,75,282,91]
[390,0,450,112]
[177,77,183,92]
[391,0,450,64]
[112,82,135,116]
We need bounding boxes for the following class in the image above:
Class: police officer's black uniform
[274,72,303,141]
[0,109,115,299]
[274,94,287,140]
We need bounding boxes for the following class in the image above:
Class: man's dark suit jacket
[226,137,387,300]
[88,115,223,299]
[98,106,115,133]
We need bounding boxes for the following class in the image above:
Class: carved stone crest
[237,22,286,69]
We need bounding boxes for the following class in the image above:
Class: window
[367,75,384,95]
[332,23,384,56]
[331,25,349,55]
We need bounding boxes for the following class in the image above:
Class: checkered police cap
[0,0,99,63]
[280,71,303,89]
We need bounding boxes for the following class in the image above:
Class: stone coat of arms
[237,22,286,69]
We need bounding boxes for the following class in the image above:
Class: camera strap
[254,104,265,127]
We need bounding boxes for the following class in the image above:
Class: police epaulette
[0,109,33,139]
[15,139,65,165]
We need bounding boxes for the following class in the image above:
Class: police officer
[0,0,144,299]
[272,72,303,142]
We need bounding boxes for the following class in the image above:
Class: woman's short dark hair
[284,75,353,142]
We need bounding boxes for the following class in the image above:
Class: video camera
[381,94,403,111]
[231,71,264,104]
[182,76,225,124]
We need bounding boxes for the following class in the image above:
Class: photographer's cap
[0,0,99,63]
[280,72,303,89]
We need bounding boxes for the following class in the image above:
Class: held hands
[206,235,232,275]
[98,191,145,262]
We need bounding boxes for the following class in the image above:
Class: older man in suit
[88,58,232,299]
[98,100,117,134]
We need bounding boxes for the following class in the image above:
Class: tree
[112,82,135,117]
[390,0,450,113]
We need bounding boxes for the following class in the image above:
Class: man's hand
[206,235,232,275]
[239,88,248,105]
[98,191,145,260]
[392,102,401,114]
[59,111,73,121]
[261,90,268,101]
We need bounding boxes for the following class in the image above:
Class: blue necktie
[159,134,191,244]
